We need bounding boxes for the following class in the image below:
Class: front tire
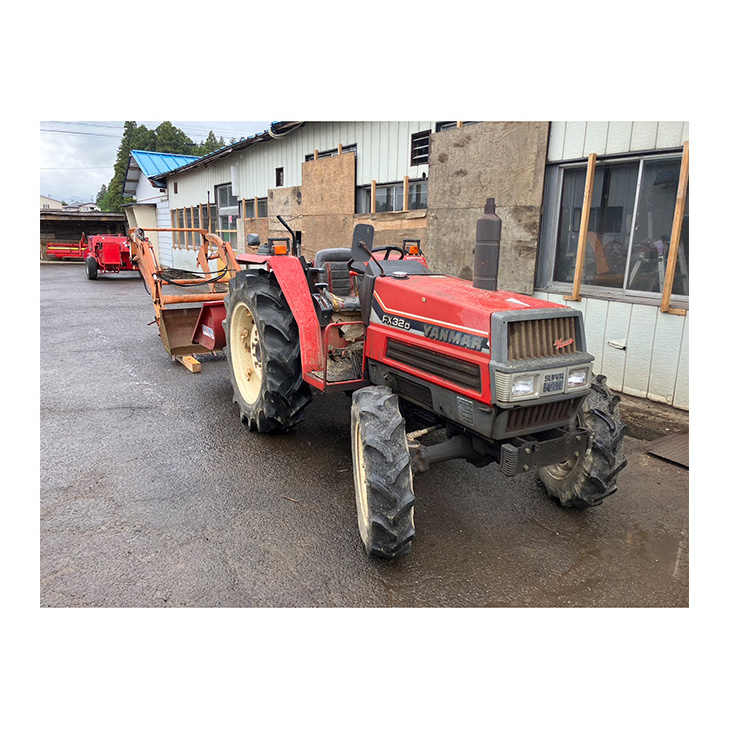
[351,386,415,559]
[86,257,98,280]
[223,269,311,432]
[538,374,627,507]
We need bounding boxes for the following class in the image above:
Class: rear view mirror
[351,224,375,262]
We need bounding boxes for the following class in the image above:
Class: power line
[42,120,264,142]
[41,165,115,170]
[40,128,121,139]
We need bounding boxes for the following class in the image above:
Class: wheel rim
[542,457,579,481]
[541,412,589,482]
[230,301,263,403]
[352,419,370,542]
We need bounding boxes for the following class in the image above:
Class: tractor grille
[508,316,578,361]
[392,373,434,409]
[505,397,581,433]
[387,339,481,392]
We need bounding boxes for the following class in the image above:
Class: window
[216,183,238,246]
[276,167,284,187]
[408,179,428,210]
[216,183,237,210]
[538,152,689,300]
[244,197,267,218]
[192,207,201,248]
[257,197,268,218]
[356,182,404,214]
[305,144,356,162]
[410,131,430,166]
[435,121,479,132]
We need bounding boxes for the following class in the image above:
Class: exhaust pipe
[473,197,502,291]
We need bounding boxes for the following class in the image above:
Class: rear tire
[538,374,627,507]
[351,386,415,559]
[223,269,311,432]
[86,257,98,280]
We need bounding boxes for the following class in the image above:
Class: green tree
[196,130,227,156]
[155,121,196,154]
[97,121,218,212]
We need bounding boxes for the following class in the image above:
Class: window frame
[537,148,689,310]
[410,130,430,166]
[304,144,356,162]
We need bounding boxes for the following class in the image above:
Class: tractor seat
[313,248,354,298]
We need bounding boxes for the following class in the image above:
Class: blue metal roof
[130,149,200,178]
[123,149,201,196]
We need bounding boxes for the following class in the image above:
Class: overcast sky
[39,121,271,203]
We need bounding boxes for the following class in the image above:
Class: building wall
[536,121,690,410]
[168,121,432,210]
[235,121,432,198]
[160,121,689,410]
[41,196,63,210]
[134,175,167,205]
[547,121,689,161]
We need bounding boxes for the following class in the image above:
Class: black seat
[313,248,354,298]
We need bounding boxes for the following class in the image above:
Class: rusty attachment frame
[128,227,241,360]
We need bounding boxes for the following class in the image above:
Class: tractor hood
[370,274,568,353]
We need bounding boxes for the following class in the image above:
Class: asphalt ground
[38,262,690,609]
[31,262,714,728]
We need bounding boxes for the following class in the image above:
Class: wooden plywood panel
[606,122,633,154]
[563,122,587,159]
[301,152,356,216]
[630,122,659,151]
[602,301,632,389]
[672,313,689,409]
[622,303,658,398]
[584,122,609,156]
[547,122,566,161]
[648,310,685,404]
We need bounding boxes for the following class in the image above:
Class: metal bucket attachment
[193,301,227,351]
[158,306,206,357]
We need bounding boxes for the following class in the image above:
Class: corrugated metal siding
[533,293,689,410]
[547,121,689,161]
[167,122,435,209]
[236,121,433,196]
[156,200,173,267]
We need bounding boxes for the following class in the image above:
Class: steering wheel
[372,246,405,260]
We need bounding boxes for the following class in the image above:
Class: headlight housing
[511,373,539,399]
[566,366,590,390]
[494,364,593,404]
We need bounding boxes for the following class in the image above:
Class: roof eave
[150,122,304,182]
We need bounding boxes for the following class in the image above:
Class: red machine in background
[82,234,136,279]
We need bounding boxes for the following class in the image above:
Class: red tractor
[82,233,136,279]
[129,202,626,560]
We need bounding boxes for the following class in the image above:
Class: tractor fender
[264,256,325,373]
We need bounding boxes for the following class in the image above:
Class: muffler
[473,197,502,291]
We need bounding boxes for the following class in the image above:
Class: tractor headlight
[566,366,590,390]
[511,373,539,399]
